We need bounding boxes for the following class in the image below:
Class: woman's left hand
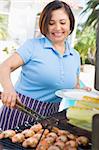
[82,86,92,92]
[75,84,92,91]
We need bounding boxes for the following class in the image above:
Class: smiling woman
[47,8,71,55]
[0,0,91,130]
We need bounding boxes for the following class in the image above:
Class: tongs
[16,99,45,121]
[0,92,59,128]
[16,100,59,129]
[0,91,43,120]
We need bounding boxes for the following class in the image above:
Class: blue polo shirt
[15,37,80,102]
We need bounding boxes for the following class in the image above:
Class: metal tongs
[16,99,45,121]
[16,99,59,129]
[0,91,43,120]
[0,92,59,128]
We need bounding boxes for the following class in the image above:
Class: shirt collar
[43,37,74,56]
[44,37,54,49]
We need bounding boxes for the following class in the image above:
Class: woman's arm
[0,52,24,108]
[75,75,91,91]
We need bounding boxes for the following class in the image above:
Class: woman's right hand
[0,53,24,108]
[1,89,20,108]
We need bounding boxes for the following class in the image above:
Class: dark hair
[39,0,75,36]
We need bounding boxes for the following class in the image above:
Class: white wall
[8,0,43,44]
[8,0,83,46]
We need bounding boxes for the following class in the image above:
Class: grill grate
[0,110,92,150]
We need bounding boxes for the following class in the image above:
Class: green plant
[74,0,99,64]
[74,26,96,64]
[82,0,99,29]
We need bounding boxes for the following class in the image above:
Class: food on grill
[67,105,99,131]
[65,140,78,150]
[45,136,55,145]
[67,106,99,122]
[0,122,89,149]
[54,141,65,149]
[64,147,77,150]
[58,129,69,136]
[22,129,35,138]
[11,133,25,143]
[38,128,49,136]
[36,139,49,150]
[30,123,42,132]
[56,135,68,142]
[48,145,60,150]
[67,133,77,140]
[0,130,16,139]
[47,132,57,139]
[22,137,38,148]
[76,136,89,146]
[51,127,59,134]
[33,133,45,140]
[67,95,99,131]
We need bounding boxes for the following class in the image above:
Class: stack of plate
[55,89,99,111]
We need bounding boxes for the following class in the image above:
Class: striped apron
[0,93,60,130]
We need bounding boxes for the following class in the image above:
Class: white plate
[55,89,99,100]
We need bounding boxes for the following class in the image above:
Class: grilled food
[11,133,25,143]
[67,106,99,123]
[22,129,35,138]
[67,106,99,131]
[22,137,38,148]
[67,95,99,131]
[0,123,90,149]
[30,123,42,132]
[0,130,16,139]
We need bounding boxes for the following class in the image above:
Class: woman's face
[47,8,70,44]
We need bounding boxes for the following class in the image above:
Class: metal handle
[0,91,59,128]
[0,91,45,120]
[16,99,45,120]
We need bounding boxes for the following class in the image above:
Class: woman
[0,0,90,130]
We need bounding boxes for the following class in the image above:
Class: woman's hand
[0,52,24,108]
[75,83,92,91]
[1,89,20,108]
[76,84,92,91]
[82,86,92,92]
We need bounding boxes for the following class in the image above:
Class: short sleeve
[16,39,33,63]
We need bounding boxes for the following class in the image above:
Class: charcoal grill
[0,91,92,149]
[0,110,92,150]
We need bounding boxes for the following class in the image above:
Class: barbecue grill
[0,109,92,150]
